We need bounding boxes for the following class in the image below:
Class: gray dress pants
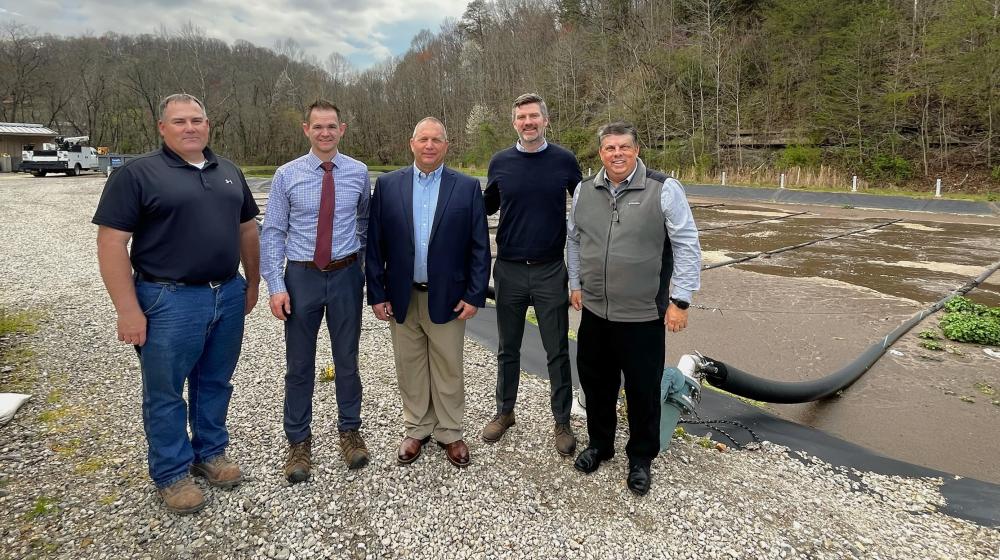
[493,258,572,423]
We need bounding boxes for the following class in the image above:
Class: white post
[935,178,942,198]
[587,167,591,176]
[780,173,785,189]
[721,171,727,186]
[852,175,858,192]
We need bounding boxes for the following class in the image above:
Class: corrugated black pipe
[702,258,1000,403]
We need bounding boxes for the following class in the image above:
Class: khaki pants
[389,289,466,444]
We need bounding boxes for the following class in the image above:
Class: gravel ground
[1,174,998,559]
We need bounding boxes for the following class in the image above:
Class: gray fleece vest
[575,159,673,322]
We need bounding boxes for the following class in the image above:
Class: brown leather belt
[292,253,358,272]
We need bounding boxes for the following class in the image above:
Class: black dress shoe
[573,447,614,474]
[627,463,651,496]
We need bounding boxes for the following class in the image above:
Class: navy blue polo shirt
[92,144,259,284]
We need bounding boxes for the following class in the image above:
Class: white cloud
[0,0,470,68]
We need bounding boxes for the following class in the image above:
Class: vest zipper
[604,191,616,319]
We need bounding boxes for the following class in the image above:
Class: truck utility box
[20,136,100,176]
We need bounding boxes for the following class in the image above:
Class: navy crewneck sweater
[485,143,582,262]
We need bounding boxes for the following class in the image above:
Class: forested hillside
[2,0,998,192]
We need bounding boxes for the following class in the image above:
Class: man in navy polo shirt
[94,93,260,514]
[482,93,582,456]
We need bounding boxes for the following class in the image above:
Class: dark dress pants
[576,308,665,466]
[493,258,573,424]
[283,260,364,443]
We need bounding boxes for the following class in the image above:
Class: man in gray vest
[567,121,701,496]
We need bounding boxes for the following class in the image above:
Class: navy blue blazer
[366,166,490,324]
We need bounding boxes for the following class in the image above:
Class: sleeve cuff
[264,276,286,296]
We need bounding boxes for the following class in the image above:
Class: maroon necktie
[313,161,336,269]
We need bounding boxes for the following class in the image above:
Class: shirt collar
[515,139,548,153]
[161,143,217,168]
[307,150,341,170]
[413,163,444,181]
[601,160,640,188]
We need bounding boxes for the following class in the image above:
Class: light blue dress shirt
[261,150,370,295]
[412,163,444,283]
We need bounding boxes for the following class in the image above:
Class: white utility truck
[20,136,100,177]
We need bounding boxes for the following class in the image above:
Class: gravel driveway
[1,174,997,559]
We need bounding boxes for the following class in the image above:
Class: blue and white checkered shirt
[412,163,443,283]
[261,150,370,295]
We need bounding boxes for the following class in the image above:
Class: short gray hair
[597,121,639,148]
[158,93,207,120]
[511,93,548,121]
[412,117,448,141]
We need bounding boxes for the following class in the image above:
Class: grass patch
[0,309,40,337]
[38,407,70,425]
[0,307,42,392]
[241,165,278,178]
[25,496,59,520]
[50,437,81,456]
[919,339,943,351]
[97,492,118,506]
[76,457,106,475]
[974,382,996,397]
[46,389,62,404]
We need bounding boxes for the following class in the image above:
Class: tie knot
[320,161,334,172]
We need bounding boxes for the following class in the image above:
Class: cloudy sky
[0,0,471,69]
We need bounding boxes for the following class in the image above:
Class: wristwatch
[669,297,690,310]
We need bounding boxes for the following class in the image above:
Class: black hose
[701,258,1000,403]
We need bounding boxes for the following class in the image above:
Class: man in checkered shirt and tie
[261,100,371,483]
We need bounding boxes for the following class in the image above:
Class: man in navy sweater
[481,93,583,456]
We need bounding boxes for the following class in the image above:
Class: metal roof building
[0,122,59,171]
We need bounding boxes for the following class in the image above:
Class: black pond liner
[466,291,1000,527]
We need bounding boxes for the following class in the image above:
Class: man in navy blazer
[366,117,490,467]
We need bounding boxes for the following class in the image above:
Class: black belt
[135,271,236,289]
[499,257,559,265]
[412,282,429,292]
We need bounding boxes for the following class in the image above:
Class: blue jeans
[135,275,247,488]
[283,260,364,442]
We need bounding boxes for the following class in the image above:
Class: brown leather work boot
[481,411,515,443]
[190,454,243,489]
[339,430,370,470]
[284,436,312,484]
[158,476,205,515]
[554,422,577,456]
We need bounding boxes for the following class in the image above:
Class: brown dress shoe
[481,412,515,443]
[437,439,471,468]
[397,435,431,465]
[159,476,205,515]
